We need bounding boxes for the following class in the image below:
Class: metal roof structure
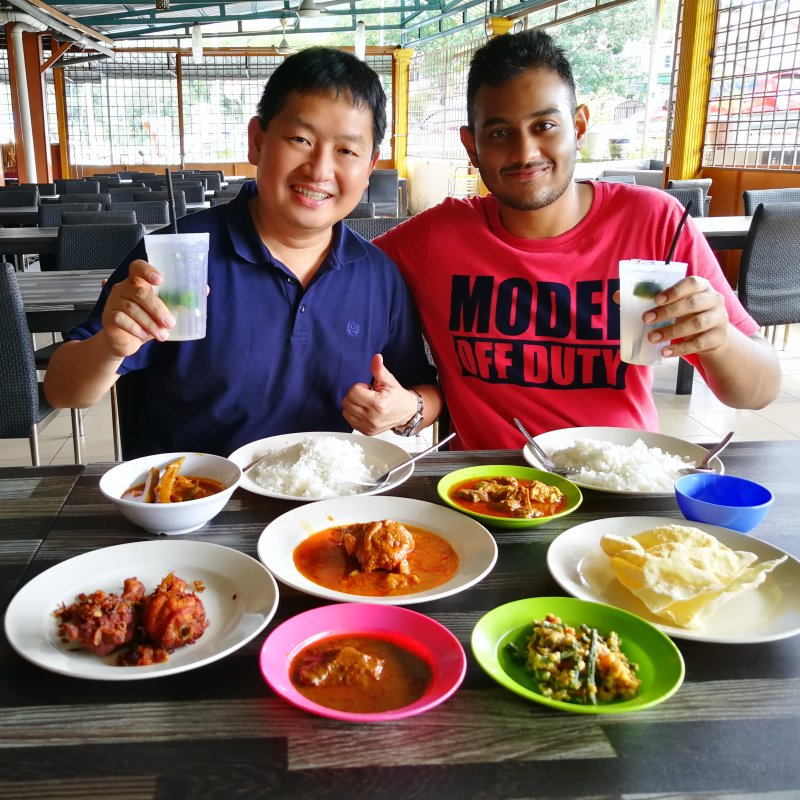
[0,0,626,56]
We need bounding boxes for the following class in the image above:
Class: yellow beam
[392,47,414,177]
[486,16,514,38]
[669,0,716,179]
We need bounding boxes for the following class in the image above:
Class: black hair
[256,47,387,156]
[466,30,577,126]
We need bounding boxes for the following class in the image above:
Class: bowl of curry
[99,452,242,535]
[257,496,498,605]
[260,602,466,722]
[437,465,583,529]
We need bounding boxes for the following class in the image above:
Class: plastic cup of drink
[146,233,210,341]
[619,259,687,366]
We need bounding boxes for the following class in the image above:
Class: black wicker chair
[346,202,376,218]
[57,222,146,271]
[0,263,81,464]
[738,201,800,349]
[37,202,103,227]
[57,192,111,206]
[134,190,186,219]
[60,211,137,226]
[667,178,712,215]
[742,188,800,215]
[109,200,170,225]
[664,187,705,217]
[344,216,406,240]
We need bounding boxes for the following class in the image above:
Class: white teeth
[295,187,330,200]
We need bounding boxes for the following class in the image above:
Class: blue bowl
[674,473,773,533]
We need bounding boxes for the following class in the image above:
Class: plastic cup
[619,259,687,366]
[146,233,209,341]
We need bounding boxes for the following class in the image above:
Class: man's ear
[460,125,479,168]
[247,116,264,167]
[574,104,590,148]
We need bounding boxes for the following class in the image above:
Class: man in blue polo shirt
[44,48,441,458]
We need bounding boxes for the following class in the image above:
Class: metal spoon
[678,430,734,474]
[349,432,457,489]
[513,418,579,476]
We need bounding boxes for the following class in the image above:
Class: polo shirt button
[286,277,292,283]
[300,305,306,313]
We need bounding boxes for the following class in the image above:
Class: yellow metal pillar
[486,16,514,38]
[392,47,414,178]
[53,66,71,179]
[669,0,716,179]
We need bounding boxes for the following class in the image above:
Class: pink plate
[259,603,466,723]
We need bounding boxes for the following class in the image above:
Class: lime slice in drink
[633,280,663,299]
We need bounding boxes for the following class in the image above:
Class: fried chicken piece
[341,520,415,574]
[294,645,384,687]
[55,577,145,656]
[139,572,208,651]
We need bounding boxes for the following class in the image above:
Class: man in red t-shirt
[377,30,781,450]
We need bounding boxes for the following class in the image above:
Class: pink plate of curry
[260,603,466,722]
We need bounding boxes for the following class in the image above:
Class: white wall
[406,156,471,213]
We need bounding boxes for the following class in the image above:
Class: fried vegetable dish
[122,456,224,503]
[450,475,567,519]
[510,613,640,705]
[55,572,208,666]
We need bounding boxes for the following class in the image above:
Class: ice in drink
[619,259,687,366]
[146,233,210,341]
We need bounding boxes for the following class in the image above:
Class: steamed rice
[550,438,693,492]
[251,437,384,497]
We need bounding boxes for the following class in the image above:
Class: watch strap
[392,389,424,437]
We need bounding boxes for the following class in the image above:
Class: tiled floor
[3,324,799,468]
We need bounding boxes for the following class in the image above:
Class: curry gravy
[293,524,459,596]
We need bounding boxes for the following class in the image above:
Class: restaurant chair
[448,166,481,198]
[130,172,157,181]
[598,175,637,184]
[367,169,400,216]
[38,202,103,227]
[109,200,170,225]
[108,186,148,203]
[667,178,712,215]
[738,201,800,350]
[135,190,186,219]
[117,171,134,180]
[210,197,232,207]
[345,202,375,218]
[742,187,800,215]
[344,216,407,240]
[0,262,82,465]
[55,179,90,193]
[214,186,243,199]
[171,182,206,202]
[0,189,38,207]
[61,211,137,225]
[57,222,146,271]
[21,182,56,196]
[66,180,101,194]
[192,172,221,191]
[664,187,705,217]
[58,193,111,207]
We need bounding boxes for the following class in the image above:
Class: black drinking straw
[664,201,693,264]
[164,167,179,234]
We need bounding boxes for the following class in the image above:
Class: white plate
[257,496,498,605]
[547,515,800,643]
[4,540,279,680]
[523,426,724,496]
[229,432,414,501]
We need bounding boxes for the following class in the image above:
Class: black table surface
[1,443,799,799]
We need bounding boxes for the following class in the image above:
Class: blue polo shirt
[68,181,436,457]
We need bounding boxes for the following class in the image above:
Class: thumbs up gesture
[343,354,420,435]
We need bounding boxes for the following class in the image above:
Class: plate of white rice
[521,427,725,495]
[229,432,414,501]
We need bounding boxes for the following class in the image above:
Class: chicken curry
[293,519,459,596]
[449,475,567,519]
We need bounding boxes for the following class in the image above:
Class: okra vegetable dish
[508,613,641,705]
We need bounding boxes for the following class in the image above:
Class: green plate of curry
[471,596,684,714]
[437,465,583,529]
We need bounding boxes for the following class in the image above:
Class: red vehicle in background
[708,70,800,116]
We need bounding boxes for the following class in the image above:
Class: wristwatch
[392,389,424,437]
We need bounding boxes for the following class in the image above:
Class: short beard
[485,149,577,211]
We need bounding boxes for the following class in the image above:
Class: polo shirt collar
[226,179,370,270]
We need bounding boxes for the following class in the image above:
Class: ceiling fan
[295,0,354,18]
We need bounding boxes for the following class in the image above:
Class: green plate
[471,596,684,714]
[437,465,583,529]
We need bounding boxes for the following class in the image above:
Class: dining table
[17,268,114,333]
[1,440,799,799]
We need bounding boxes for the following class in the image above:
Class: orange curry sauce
[293,524,459,596]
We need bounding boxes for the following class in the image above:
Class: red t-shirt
[376,181,758,450]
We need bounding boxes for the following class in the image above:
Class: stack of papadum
[600,524,786,629]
